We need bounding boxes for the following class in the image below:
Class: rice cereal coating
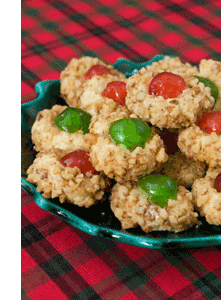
[85,130,168,183]
[75,74,129,116]
[192,167,221,225]
[126,68,214,129]
[178,125,221,167]
[146,56,199,76]
[110,182,198,233]
[160,151,207,188]
[199,59,221,111]
[31,105,87,152]
[26,148,110,207]
[60,56,125,107]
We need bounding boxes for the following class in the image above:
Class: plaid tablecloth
[21,0,221,299]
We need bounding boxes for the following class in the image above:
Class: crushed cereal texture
[110,182,198,232]
[126,62,214,129]
[77,75,129,116]
[160,151,207,188]
[85,112,168,183]
[26,148,110,207]
[199,59,221,111]
[146,56,199,76]
[60,56,125,108]
[31,105,88,152]
[192,167,221,225]
[88,107,135,136]
[178,125,221,167]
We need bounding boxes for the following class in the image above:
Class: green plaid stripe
[193,273,221,299]
[21,198,221,299]
[22,0,221,104]
[21,194,221,299]
[21,0,221,103]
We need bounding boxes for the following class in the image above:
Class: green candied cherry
[108,118,153,151]
[137,175,178,208]
[54,107,91,134]
[194,76,219,102]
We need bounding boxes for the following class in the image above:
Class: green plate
[21,56,221,249]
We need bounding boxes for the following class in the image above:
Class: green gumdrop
[74,108,91,134]
[137,175,178,208]
[54,107,91,134]
[108,118,153,151]
[194,76,219,102]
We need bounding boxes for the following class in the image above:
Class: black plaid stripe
[133,279,170,300]
[39,257,89,298]
[89,0,218,62]
[84,236,151,291]
[21,210,32,228]
[84,235,116,256]
[21,0,220,103]
[166,284,205,300]
[210,53,221,61]
[22,1,101,58]
[22,2,218,68]
[70,286,102,300]
[21,63,43,94]
[21,287,32,300]
[21,223,45,248]
[193,273,221,299]
[30,44,48,54]
[22,4,84,62]
[32,214,67,237]
[122,1,218,62]
[21,294,32,300]
[21,67,40,83]
[176,257,209,281]
[90,240,151,288]
[45,0,146,61]
[115,262,150,290]
[39,254,73,279]
[22,224,100,298]
[159,248,191,265]
[164,1,221,38]
[21,0,220,86]
[24,239,60,266]
[21,1,143,63]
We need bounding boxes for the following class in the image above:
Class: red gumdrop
[214,173,221,192]
[84,65,112,80]
[60,150,98,175]
[198,111,221,135]
[148,72,187,99]
[102,81,127,105]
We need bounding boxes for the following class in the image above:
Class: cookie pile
[26,56,221,232]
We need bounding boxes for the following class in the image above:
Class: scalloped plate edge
[21,177,221,249]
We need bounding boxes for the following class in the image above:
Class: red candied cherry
[148,72,187,99]
[198,111,221,135]
[84,65,112,79]
[214,173,221,192]
[160,129,179,155]
[102,81,127,105]
[60,150,98,175]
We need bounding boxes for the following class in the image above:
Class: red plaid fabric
[21,0,221,299]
